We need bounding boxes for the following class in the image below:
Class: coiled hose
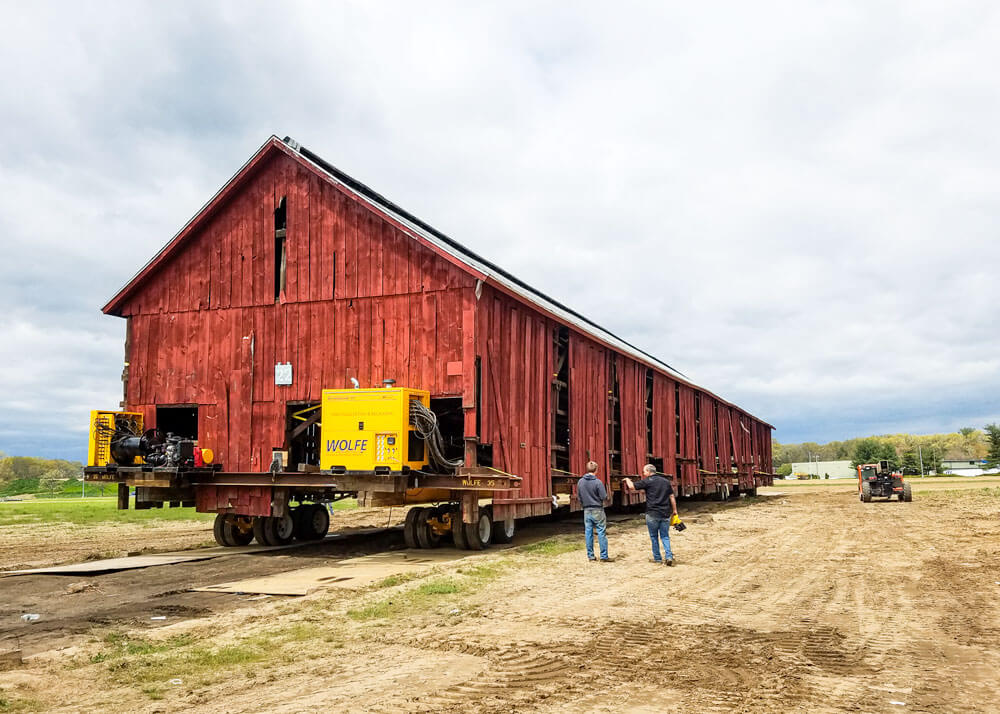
[409,400,464,471]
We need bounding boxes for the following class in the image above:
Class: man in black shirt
[624,464,678,565]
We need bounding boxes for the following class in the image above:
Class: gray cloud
[1,1,999,459]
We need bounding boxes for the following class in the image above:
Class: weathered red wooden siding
[568,337,610,484]
[619,359,647,476]
[652,373,677,477]
[476,287,553,517]
[677,384,698,491]
[120,152,475,472]
[716,405,733,473]
[697,393,718,474]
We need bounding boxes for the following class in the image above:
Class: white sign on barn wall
[275,362,293,386]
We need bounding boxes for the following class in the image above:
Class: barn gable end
[117,144,477,473]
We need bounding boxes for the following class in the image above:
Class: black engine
[111,429,197,467]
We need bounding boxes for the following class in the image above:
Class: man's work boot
[664,558,674,566]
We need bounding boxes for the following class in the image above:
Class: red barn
[100,135,773,532]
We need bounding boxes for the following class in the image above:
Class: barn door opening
[285,402,321,470]
[713,402,721,474]
[156,405,198,439]
[645,368,654,463]
[608,357,622,475]
[430,397,465,470]
[274,196,287,301]
[695,393,703,470]
[551,326,570,473]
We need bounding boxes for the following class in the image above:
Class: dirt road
[2,482,999,712]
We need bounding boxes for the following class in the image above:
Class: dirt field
[2,479,999,712]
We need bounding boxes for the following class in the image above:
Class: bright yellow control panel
[319,388,430,472]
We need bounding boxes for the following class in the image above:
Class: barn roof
[104,135,772,426]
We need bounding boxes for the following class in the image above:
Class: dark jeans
[584,507,608,560]
[645,513,673,561]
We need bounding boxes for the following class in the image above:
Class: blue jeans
[646,513,673,561]
[584,508,608,560]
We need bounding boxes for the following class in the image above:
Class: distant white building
[941,459,1000,477]
[789,459,855,479]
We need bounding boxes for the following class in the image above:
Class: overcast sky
[1,1,999,460]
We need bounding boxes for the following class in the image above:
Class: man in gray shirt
[577,460,611,562]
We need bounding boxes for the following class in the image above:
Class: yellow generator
[88,410,144,467]
[320,388,431,472]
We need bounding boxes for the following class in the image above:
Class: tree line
[773,424,1000,476]
[0,455,85,496]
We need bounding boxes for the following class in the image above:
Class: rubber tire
[491,514,516,544]
[295,503,329,541]
[451,508,469,549]
[252,516,274,546]
[463,508,492,550]
[254,514,295,546]
[861,482,872,503]
[271,513,295,544]
[416,508,442,549]
[214,513,236,547]
[903,482,913,502]
[404,507,422,549]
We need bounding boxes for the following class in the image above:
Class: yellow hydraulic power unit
[88,410,144,467]
[319,387,431,472]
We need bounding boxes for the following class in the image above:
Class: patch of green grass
[91,631,266,695]
[919,486,1000,499]
[456,560,508,581]
[0,498,215,527]
[0,695,42,712]
[348,559,512,622]
[140,687,163,701]
[517,536,579,556]
[89,619,345,698]
[376,571,424,589]
[347,576,466,621]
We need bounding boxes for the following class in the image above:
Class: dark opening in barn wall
[674,382,681,456]
[694,393,703,468]
[156,405,198,439]
[645,367,654,461]
[551,326,570,473]
[713,402,721,473]
[285,401,321,470]
[429,397,464,470]
[274,196,287,301]
[608,356,622,475]
[474,355,482,440]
